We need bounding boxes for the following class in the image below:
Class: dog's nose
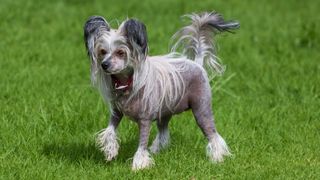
[101,61,110,70]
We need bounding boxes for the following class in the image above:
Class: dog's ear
[84,16,110,55]
[83,16,109,85]
[122,19,148,56]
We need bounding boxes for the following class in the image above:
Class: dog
[83,12,239,170]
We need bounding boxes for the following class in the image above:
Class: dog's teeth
[115,85,128,90]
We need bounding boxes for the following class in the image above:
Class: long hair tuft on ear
[120,19,148,63]
[83,16,110,85]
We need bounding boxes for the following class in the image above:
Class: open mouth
[111,75,133,90]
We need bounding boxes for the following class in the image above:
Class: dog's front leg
[132,119,154,170]
[97,109,123,161]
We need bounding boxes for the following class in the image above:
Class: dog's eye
[115,50,125,58]
[99,49,107,55]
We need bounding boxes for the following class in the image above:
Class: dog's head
[84,16,148,82]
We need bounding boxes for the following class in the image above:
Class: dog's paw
[132,148,154,170]
[96,127,119,161]
[206,133,231,163]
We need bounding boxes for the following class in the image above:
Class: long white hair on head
[171,12,239,77]
[84,18,116,112]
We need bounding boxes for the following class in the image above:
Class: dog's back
[144,12,240,116]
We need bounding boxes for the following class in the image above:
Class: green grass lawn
[1,0,319,179]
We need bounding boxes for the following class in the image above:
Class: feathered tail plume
[171,12,239,75]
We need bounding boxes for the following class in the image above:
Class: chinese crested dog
[83,12,239,170]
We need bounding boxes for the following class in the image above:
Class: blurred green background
[0,0,319,179]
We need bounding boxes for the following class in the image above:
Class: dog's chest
[114,95,142,120]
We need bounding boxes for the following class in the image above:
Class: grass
[0,0,319,179]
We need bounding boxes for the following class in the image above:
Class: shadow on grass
[41,138,138,166]
[41,131,200,167]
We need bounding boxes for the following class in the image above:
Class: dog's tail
[171,12,239,75]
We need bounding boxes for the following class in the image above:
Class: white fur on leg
[96,126,119,161]
[149,129,170,154]
[206,133,231,163]
[132,148,154,170]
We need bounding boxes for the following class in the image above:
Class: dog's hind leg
[150,116,171,154]
[97,109,123,161]
[190,95,231,163]
[132,119,154,170]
